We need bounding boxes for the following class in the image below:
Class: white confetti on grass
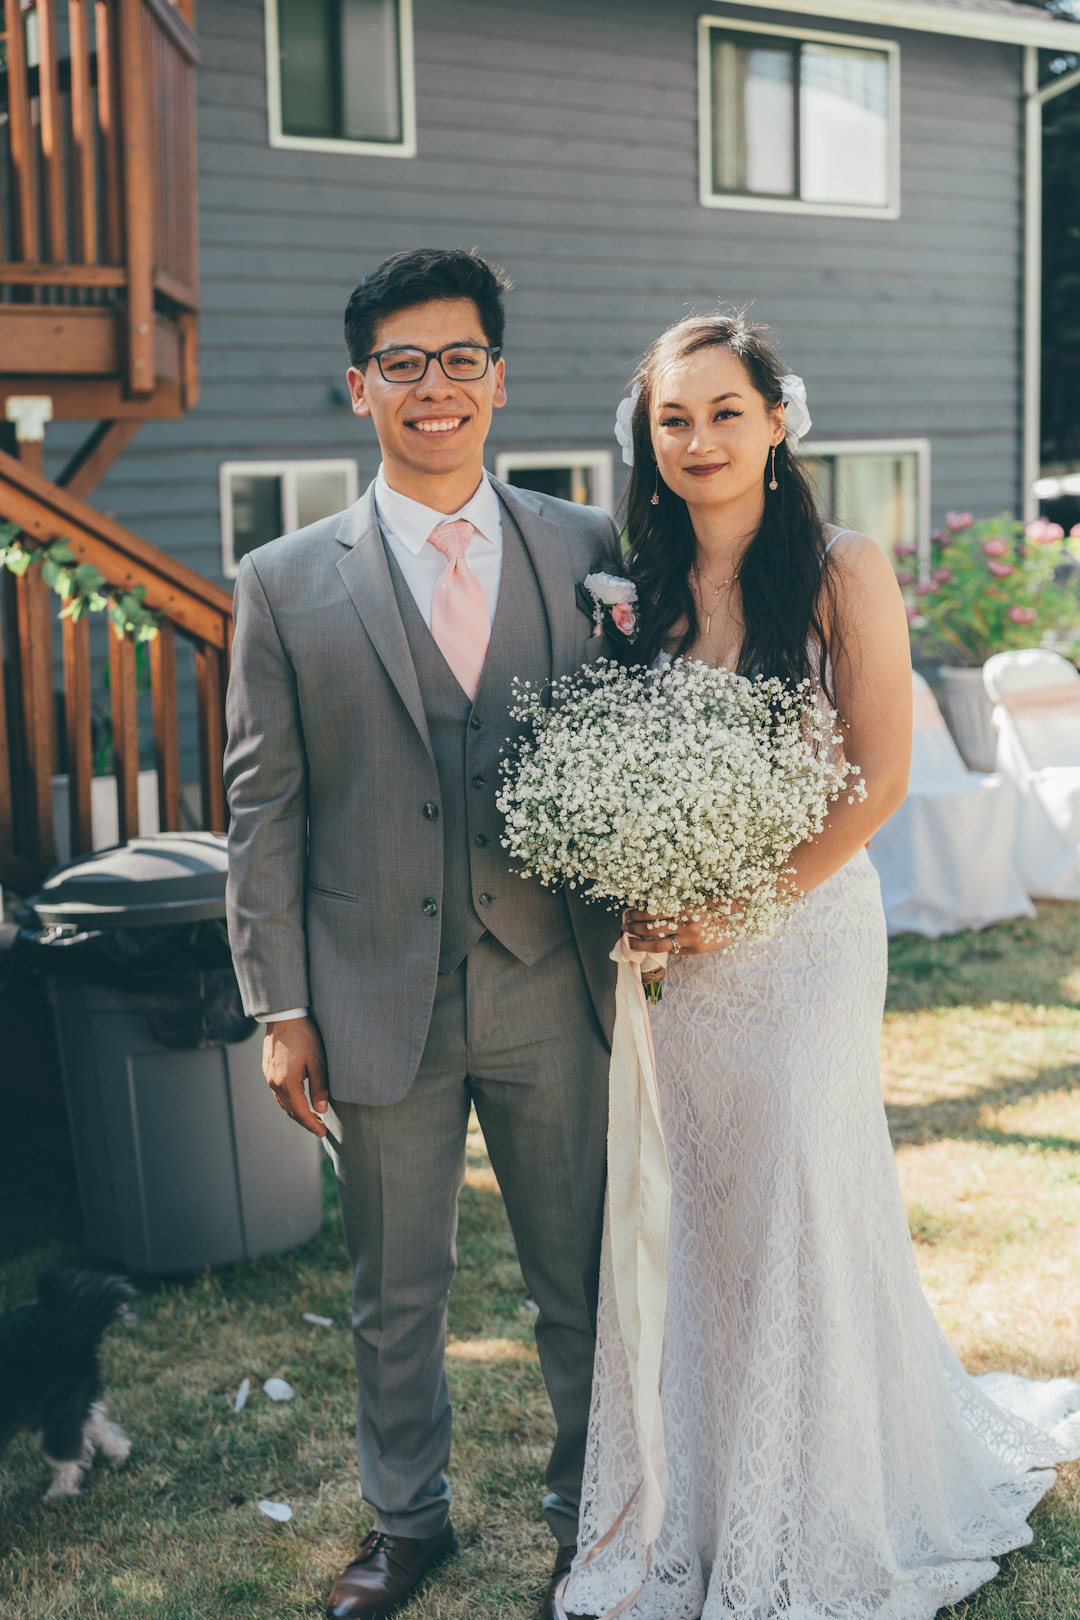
[233,1378,251,1413]
[303,1313,333,1328]
[258,1500,293,1523]
[262,1377,295,1402]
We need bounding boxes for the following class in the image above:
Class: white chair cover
[983,649,1080,900]
[869,673,1034,937]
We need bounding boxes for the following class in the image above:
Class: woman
[560,313,1080,1620]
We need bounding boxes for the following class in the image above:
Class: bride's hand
[623,908,731,956]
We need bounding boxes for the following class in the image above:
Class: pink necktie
[427,519,491,702]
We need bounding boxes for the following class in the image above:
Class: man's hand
[263,1016,330,1138]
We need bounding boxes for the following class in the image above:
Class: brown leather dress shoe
[541,1543,579,1620]
[325,1524,456,1619]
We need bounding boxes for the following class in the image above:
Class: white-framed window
[800,439,930,564]
[494,450,615,513]
[220,460,360,578]
[697,15,900,219]
[264,0,417,157]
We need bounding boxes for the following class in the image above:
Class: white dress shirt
[258,468,504,1025]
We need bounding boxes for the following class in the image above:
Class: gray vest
[386,505,574,973]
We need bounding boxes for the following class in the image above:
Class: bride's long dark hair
[623,311,839,700]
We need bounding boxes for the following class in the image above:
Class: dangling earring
[769,444,780,492]
[651,465,661,506]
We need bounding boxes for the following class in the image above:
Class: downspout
[1023,48,1080,521]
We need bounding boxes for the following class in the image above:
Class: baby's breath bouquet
[498,658,864,990]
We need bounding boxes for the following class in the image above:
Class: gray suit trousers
[321,932,610,1543]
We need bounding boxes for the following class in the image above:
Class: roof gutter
[708,1,1080,49]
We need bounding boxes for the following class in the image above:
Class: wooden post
[3,0,39,266]
[194,641,226,832]
[36,0,69,267]
[58,421,143,501]
[150,621,182,831]
[0,581,14,861]
[96,0,125,266]
[69,0,101,268]
[8,420,58,872]
[109,628,140,841]
[62,613,95,857]
[118,0,155,396]
[12,567,57,873]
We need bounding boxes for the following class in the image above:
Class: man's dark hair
[344,248,513,367]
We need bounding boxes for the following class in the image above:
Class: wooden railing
[0,0,199,412]
[0,447,231,893]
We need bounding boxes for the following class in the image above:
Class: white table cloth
[983,649,1080,900]
[869,673,1033,937]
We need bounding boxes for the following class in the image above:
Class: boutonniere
[576,562,639,645]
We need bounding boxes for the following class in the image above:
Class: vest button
[471,774,487,789]
[423,898,438,916]
[470,715,484,730]
[478,893,493,907]
[474,833,488,848]
[423,802,439,820]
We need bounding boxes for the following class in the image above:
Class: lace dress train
[565,851,1080,1620]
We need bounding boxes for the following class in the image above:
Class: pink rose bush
[893,515,1080,666]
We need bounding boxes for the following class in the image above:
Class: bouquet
[498,657,865,992]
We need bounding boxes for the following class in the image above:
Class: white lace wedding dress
[565,812,1080,1617]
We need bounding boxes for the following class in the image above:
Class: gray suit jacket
[224,476,623,1103]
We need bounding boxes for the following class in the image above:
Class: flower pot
[937,666,997,772]
[51,769,160,865]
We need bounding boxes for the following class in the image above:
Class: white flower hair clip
[779,374,812,441]
[613,386,639,467]
[612,374,812,467]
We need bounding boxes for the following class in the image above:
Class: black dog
[0,1266,134,1500]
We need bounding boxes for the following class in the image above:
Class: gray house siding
[43,0,1028,779]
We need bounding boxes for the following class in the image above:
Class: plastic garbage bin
[19,832,323,1275]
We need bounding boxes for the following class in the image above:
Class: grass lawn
[0,905,1078,1619]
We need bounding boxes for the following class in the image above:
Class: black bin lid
[30,833,229,928]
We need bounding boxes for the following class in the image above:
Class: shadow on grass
[886,905,1080,1015]
[886,1062,1080,1150]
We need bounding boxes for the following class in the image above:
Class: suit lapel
[490,476,580,677]
[335,487,433,757]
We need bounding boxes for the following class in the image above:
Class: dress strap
[823,528,859,554]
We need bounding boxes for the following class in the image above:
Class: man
[225,248,620,1620]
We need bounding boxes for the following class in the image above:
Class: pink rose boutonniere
[577,564,639,646]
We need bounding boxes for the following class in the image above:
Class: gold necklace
[692,562,739,636]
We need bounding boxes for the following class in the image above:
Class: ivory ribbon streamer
[605,932,672,1546]
[999,683,1080,719]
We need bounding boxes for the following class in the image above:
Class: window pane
[278,0,336,139]
[831,452,918,550]
[799,44,890,207]
[802,456,834,517]
[231,475,283,564]
[341,0,403,144]
[277,0,402,144]
[505,464,597,504]
[296,466,353,528]
[712,36,795,197]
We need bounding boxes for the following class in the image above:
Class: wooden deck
[0,0,200,423]
[0,0,223,895]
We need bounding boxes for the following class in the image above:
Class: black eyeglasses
[363,343,501,384]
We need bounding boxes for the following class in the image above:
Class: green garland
[0,521,159,641]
